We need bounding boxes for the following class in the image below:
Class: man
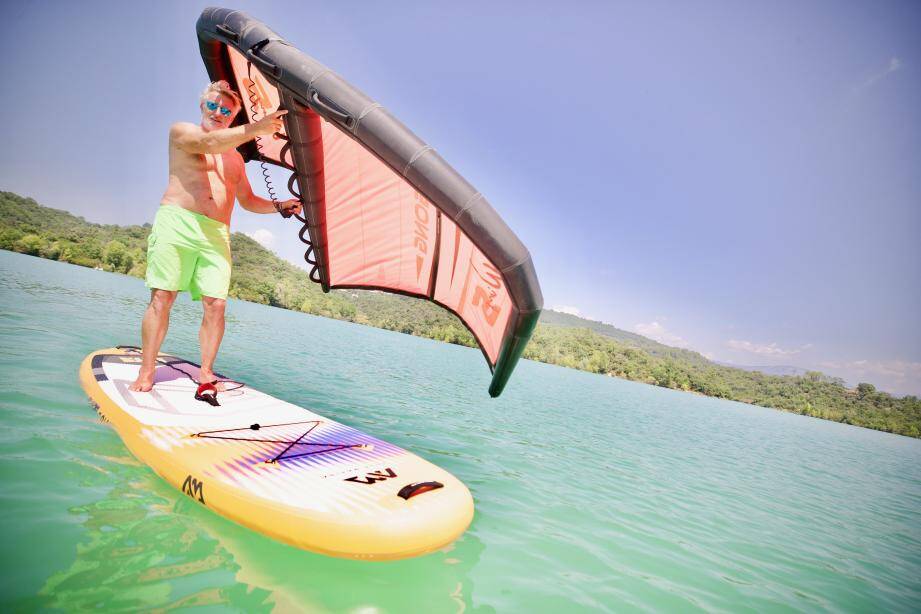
[129,81,301,395]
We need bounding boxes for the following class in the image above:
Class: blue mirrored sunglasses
[205,100,234,117]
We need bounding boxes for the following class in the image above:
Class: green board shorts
[145,205,231,301]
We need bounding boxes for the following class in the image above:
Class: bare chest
[195,152,242,183]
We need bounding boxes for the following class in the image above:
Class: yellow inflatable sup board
[79,347,474,560]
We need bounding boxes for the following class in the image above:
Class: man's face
[200,93,239,132]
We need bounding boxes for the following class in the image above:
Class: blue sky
[1,1,919,395]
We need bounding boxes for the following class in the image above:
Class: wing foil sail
[198,8,542,395]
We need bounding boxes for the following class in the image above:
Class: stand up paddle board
[79,347,474,560]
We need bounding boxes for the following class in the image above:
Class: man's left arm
[236,161,301,215]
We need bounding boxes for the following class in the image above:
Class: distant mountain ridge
[539,309,711,365]
[541,312,817,379]
[539,309,657,346]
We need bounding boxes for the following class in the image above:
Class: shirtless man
[129,81,301,394]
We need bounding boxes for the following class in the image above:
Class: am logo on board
[182,475,205,504]
[344,468,397,485]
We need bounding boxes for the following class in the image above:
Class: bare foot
[199,370,223,390]
[129,370,155,392]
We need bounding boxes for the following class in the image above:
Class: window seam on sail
[399,173,406,289]
[449,225,462,287]
[428,210,441,299]
[357,134,369,282]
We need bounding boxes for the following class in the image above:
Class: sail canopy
[197,8,542,396]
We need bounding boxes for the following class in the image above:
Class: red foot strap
[195,382,220,407]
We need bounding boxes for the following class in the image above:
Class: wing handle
[309,89,354,129]
[397,481,444,500]
[246,39,279,78]
[216,24,239,43]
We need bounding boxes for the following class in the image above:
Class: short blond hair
[200,80,242,110]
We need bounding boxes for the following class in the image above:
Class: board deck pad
[80,348,473,560]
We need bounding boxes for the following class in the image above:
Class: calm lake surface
[1,249,919,612]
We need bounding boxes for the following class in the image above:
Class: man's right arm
[170,122,259,155]
[171,111,286,154]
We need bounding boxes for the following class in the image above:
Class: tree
[103,240,132,273]
[15,234,45,255]
[857,383,876,400]
[0,228,24,249]
[40,241,62,260]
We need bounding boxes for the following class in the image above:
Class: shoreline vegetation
[3,190,919,439]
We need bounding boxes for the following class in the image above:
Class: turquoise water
[1,249,919,613]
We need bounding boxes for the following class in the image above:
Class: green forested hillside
[539,310,711,365]
[2,190,919,438]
